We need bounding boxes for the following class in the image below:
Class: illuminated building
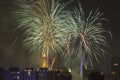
[42,52,47,68]
[0,67,72,80]
[21,67,36,80]
[8,67,20,80]
[36,68,48,80]
[111,58,120,80]
[54,67,72,80]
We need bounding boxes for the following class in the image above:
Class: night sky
[0,0,120,76]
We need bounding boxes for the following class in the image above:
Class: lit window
[111,71,116,75]
[113,63,118,66]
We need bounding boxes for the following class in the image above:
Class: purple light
[80,57,83,77]
[46,48,49,68]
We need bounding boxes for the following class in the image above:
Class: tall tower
[42,52,47,68]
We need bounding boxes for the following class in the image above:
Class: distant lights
[111,71,116,75]
[43,53,46,57]
[67,68,71,73]
[113,63,118,66]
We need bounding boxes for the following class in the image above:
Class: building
[0,67,72,80]
[88,71,104,80]
[54,67,72,80]
[36,67,72,80]
[84,67,105,80]
[0,68,7,80]
[36,68,48,80]
[8,67,21,80]
[21,67,36,80]
[111,58,120,80]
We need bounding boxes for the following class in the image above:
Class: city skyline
[0,0,120,77]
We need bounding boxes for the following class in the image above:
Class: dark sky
[0,0,120,75]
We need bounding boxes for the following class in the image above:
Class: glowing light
[43,53,46,57]
[67,68,71,73]
[111,71,116,75]
[113,63,118,66]
[42,52,47,68]
[80,58,83,77]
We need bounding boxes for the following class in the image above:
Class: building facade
[0,67,72,80]
[111,58,120,80]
